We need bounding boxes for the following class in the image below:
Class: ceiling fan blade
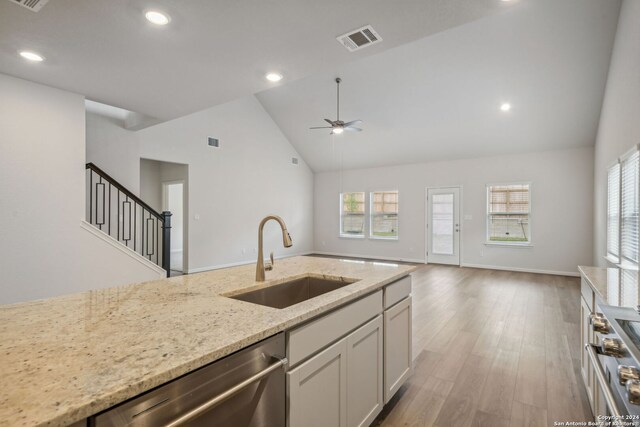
[343,120,363,127]
[309,126,334,129]
[324,119,334,125]
[344,127,362,132]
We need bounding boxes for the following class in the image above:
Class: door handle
[585,343,623,418]
[163,355,288,427]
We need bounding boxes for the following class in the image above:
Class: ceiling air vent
[336,25,382,52]
[7,0,50,12]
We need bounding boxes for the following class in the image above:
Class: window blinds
[607,164,620,257]
[621,151,639,264]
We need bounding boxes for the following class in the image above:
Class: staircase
[85,163,171,276]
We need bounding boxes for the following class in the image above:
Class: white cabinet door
[347,315,384,427]
[384,296,412,403]
[288,338,348,427]
[580,295,594,411]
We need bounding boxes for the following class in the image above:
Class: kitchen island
[0,256,415,426]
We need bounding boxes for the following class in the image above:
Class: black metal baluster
[134,203,137,253]
[108,183,111,236]
[161,212,171,276]
[117,190,120,242]
[89,170,93,223]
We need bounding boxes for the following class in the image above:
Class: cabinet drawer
[384,276,411,309]
[581,278,594,312]
[287,291,383,367]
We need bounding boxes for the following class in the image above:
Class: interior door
[426,187,460,265]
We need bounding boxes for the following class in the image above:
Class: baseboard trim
[460,262,580,277]
[312,251,425,264]
[187,252,314,274]
[80,220,166,277]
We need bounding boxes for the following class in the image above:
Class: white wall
[86,95,314,273]
[86,112,140,192]
[0,74,163,304]
[593,0,640,266]
[314,147,594,275]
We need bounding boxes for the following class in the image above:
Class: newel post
[161,211,172,277]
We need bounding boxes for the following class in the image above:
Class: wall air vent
[336,25,382,52]
[291,157,299,165]
[7,0,50,12]
[208,137,219,147]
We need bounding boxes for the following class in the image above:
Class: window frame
[606,162,621,264]
[369,190,399,240]
[616,146,640,269]
[339,191,366,239]
[485,182,533,247]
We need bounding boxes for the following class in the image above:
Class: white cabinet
[288,316,384,427]
[347,316,384,427]
[287,275,412,426]
[580,295,594,408]
[384,296,412,403]
[288,338,348,427]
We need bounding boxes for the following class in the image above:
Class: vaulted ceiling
[0,0,621,172]
[256,0,621,172]
[0,0,506,121]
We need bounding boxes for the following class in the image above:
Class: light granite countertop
[578,265,638,308]
[0,256,415,427]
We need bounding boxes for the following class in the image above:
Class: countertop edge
[44,266,417,427]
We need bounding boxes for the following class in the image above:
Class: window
[487,183,531,244]
[340,192,365,237]
[621,150,639,266]
[370,191,399,239]
[607,163,620,260]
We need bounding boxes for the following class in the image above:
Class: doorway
[163,181,185,273]
[426,187,461,265]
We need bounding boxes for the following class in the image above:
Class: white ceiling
[256,0,621,172]
[0,0,506,121]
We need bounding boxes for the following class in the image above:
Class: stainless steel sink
[228,276,359,309]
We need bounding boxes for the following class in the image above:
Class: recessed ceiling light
[500,103,512,112]
[145,10,170,25]
[19,51,44,62]
[265,72,283,82]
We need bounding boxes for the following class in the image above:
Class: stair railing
[85,163,171,276]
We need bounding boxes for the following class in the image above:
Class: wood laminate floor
[373,263,592,427]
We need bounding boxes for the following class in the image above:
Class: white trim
[604,254,620,265]
[313,251,425,264]
[486,182,532,245]
[484,242,533,248]
[425,185,463,266]
[460,262,579,277]
[187,251,314,274]
[369,190,399,240]
[79,220,166,276]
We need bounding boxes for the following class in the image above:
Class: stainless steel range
[589,304,640,425]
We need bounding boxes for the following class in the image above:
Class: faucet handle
[265,252,274,271]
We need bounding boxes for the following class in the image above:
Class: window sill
[484,242,533,248]
[618,259,639,271]
[604,255,620,265]
[339,234,365,239]
[369,236,399,241]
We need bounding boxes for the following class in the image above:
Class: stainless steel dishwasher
[92,333,286,427]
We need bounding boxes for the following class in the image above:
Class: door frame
[424,186,463,266]
[162,180,186,273]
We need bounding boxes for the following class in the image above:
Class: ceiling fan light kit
[309,77,363,135]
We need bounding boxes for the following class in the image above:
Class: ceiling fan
[309,77,362,135]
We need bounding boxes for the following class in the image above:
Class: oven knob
[589,312,605,323]
[627,380,640,405]
[591,316,610,334]
[601,338,623,357]
[619,365,640,385]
